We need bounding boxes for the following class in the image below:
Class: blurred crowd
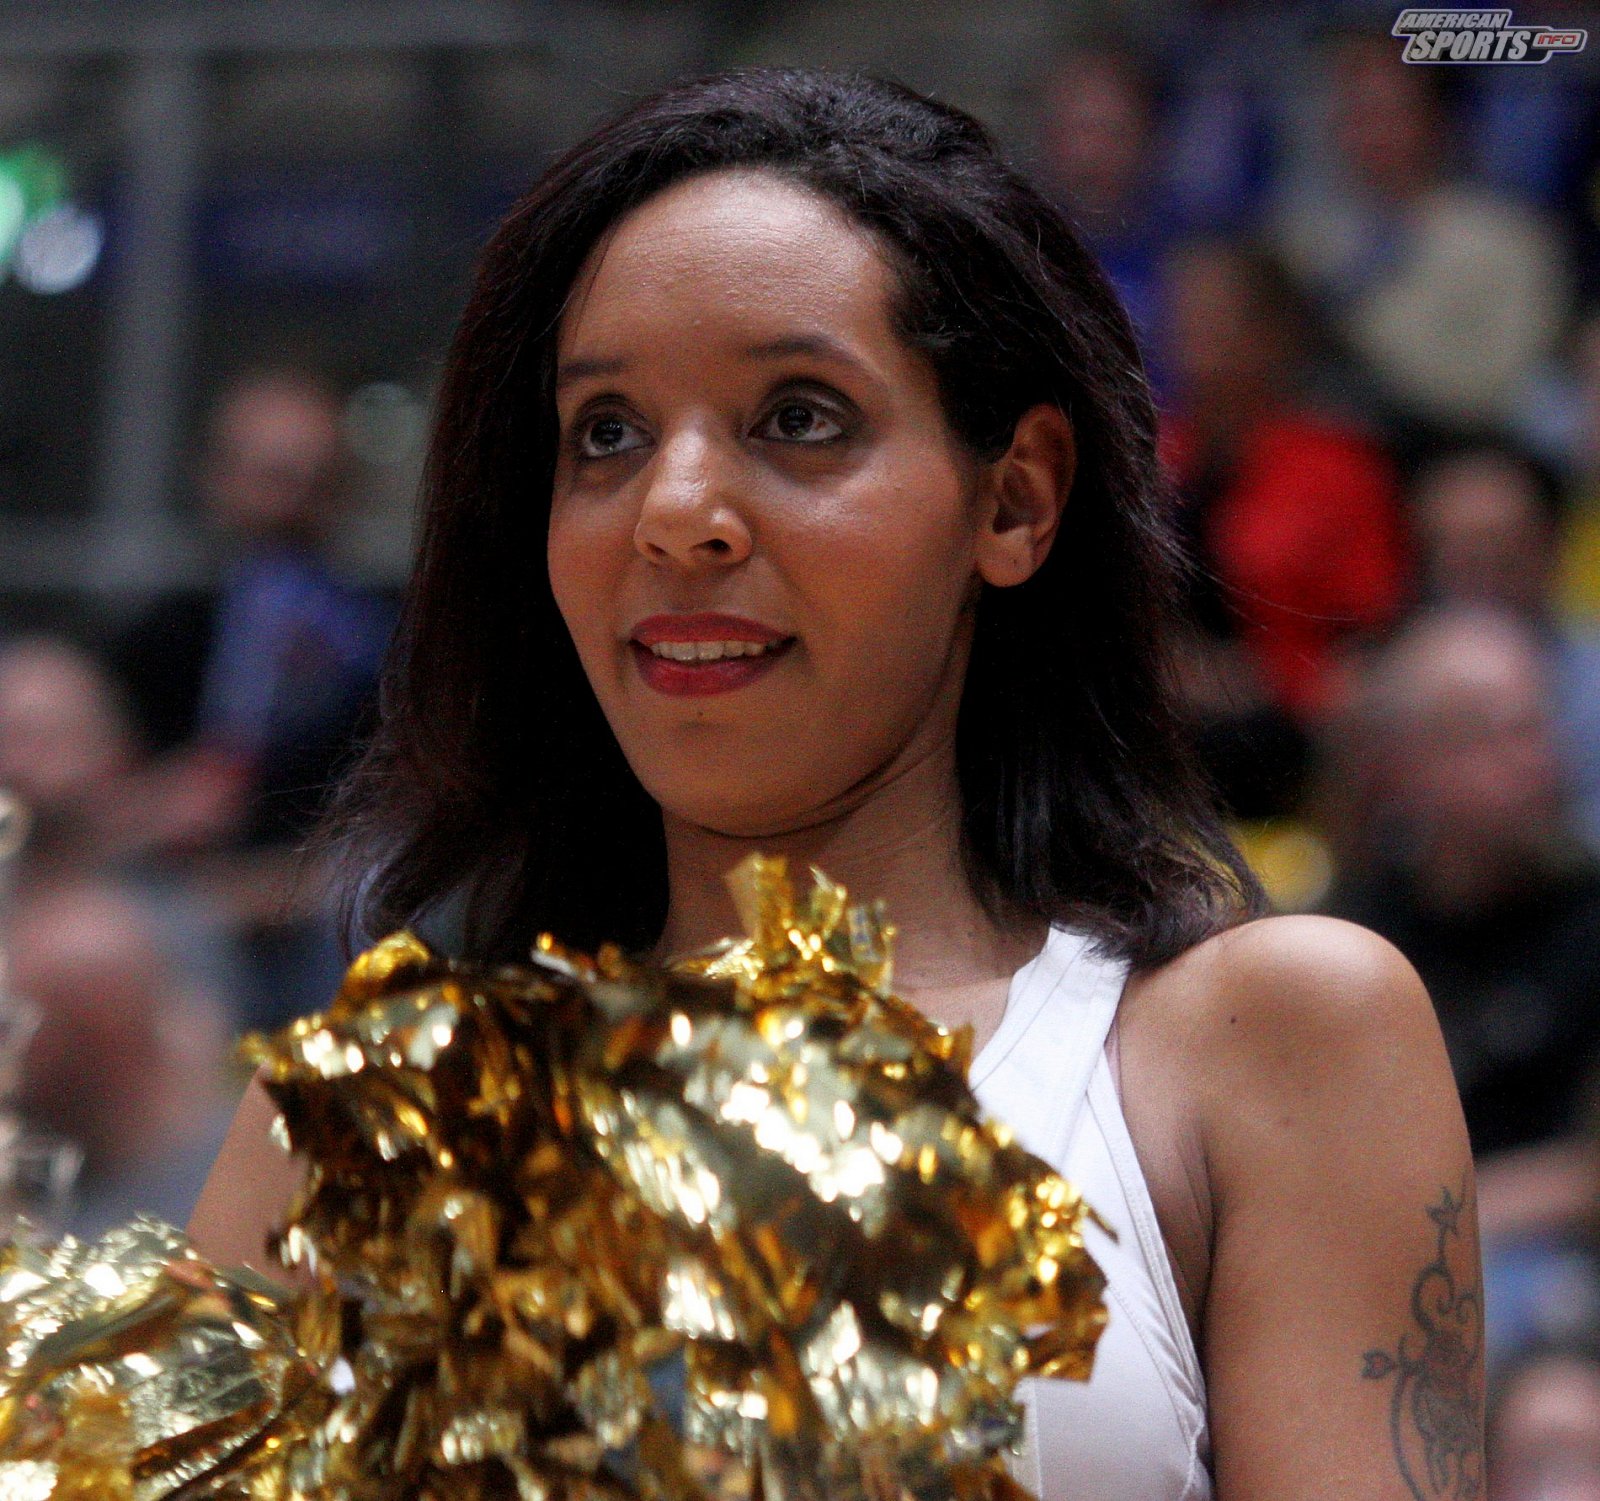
[1042,22,1600,1496]
[0,367,393,1236]
[3,10,1600,1494]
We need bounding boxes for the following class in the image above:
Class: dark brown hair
[328,67,1264,964]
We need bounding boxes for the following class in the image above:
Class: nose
[633,425,752,569]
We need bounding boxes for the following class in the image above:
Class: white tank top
[971,924,1213,1501]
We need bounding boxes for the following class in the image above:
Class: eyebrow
[555,356,627,391]
[743,333,869,372]
[555,333,872,393]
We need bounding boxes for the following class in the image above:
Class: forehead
[559,169,899,355]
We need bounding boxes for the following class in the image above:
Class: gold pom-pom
[0,856,1108,1501]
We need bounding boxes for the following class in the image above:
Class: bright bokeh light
[344,380,425,467]
[14,204,104,294]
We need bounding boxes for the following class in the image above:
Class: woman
[190,69,1480,1500]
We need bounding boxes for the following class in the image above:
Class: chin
[646,770,827,841]
[660,795,801,840]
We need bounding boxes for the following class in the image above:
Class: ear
[973,403,1075,589]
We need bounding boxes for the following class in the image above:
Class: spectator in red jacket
[1159,236,1410,814]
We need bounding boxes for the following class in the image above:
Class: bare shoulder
[1152,924,1484,1498]
[1120,922,1479,1497]
[1122,912,1459,1176]
[1131,913,1441,1068]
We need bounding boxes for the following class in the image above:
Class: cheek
[547,506,621,654]
[825,557,958,672]
[804,491,975,674]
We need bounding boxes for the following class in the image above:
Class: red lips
[629,612,790,646]
[628,612,796,697]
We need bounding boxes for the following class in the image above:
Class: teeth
[648,639,778,662]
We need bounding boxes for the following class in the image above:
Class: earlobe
[975,403,1075,588]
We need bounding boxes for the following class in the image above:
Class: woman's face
[547,169,993,836]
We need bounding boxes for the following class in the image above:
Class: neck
[648,738,1045,994]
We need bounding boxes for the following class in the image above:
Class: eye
[757,398,848,445]
[574,412,649,460]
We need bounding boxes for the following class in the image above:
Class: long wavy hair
[327,67,1264,966]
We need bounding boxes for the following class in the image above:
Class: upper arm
[186,1068,304,1282]
[1194,916,1481,1501]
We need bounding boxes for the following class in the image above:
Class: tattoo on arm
[1361,1185,1484,1499]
